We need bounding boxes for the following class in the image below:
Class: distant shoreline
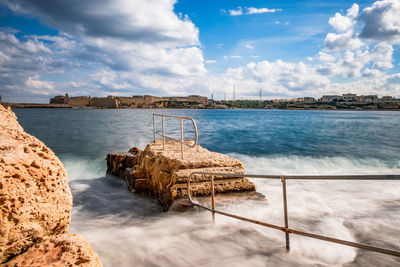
[4,102,400,111]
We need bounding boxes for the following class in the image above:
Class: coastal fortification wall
[0,104,101,265]
[49,94,211,109]
[187,95,208,104]
[90,97,119,108]
[117,96,142,107]
[68,96,90,107]
[49,95,69,104]
[107,140,256,210]
[144,95,162,104]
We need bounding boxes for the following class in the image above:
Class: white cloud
[246,7,282,15]
[0,0,207,101]
[205,60,217,64]
[224,55,242,60]
[324,30,364,50]
[25,76,54,92]
[359,0,400,43]
[370,42,393,69]
[224,60,329,97]
[317,52,336,63]
[362,68,382,78]
[328,4,359,32]
[228,6,282,16]
[245,44,254,49]
[229,7,243,16]
[325,0,400,51]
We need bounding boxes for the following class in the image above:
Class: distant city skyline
[0,0,399,103]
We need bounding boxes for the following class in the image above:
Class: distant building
[356,95,378,103]
[381,96,394,102]
[342,93,356,102]
[320,95,341,102]
[302,97,315,103]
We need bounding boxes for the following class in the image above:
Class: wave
[230,153,400,175]
[64,153,400,266]
[61,156,106,181]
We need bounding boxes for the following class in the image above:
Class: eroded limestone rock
[0,105,73,263]
[107,140,256,210]
[2,234,101,267]
[0,104,101,266]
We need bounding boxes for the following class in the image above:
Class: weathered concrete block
[107,140,256,210]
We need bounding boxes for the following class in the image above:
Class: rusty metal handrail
[187,172,400,257]
[152,114,198,159]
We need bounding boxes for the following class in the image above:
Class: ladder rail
[187,172,400,258]
[152,113,198,159]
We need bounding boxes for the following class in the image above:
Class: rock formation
[0,104,101,266]
[107,140,256,210]
[2,234,101,267]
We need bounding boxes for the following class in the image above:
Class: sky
[0,0,399,102]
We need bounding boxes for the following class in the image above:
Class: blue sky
[0,0,399,102]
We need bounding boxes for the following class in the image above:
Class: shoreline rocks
[0,104,101,266]
[2,234,101,267]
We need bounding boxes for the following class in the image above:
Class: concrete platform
[107,140,256,210]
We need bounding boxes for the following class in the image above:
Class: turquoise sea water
[14,108,400,266]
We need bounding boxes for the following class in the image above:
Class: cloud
[324,30,364,50]
[228,6,282,16]
[224,55,242,60]
[2,0,199,46]
[0,0,207,101]
[245,44,254,49]
[328,4,358,32]
[370,42,394,69]
[224,60,329,97]
[324,0,400,51]
[246,7,282,14]
[317,52,336,63]
[205,59,217,64]
[359,0,400,42]
[228,7,243,16]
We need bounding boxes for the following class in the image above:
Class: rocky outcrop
[0,104,101,266]
[2,234,101,267]
[107,140,256,210]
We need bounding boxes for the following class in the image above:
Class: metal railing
[152,114,198,159]
[187,172,400,257]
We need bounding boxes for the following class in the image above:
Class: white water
[67,155,400,266]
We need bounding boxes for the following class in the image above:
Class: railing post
[152,114,156,142]
[180,118,184,160]
[281,176,290,251]
[162,116,165,150]
[211,175,215,223]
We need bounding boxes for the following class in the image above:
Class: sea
[13,108,400,266]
